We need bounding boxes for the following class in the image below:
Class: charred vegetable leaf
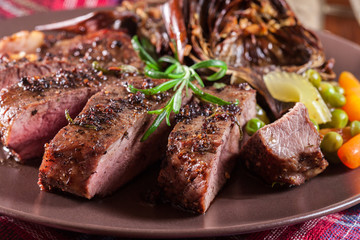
[131,35,230,141]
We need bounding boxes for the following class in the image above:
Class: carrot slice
[338,72,360,121]
[337,134,360,169]
[339,71,360,90]
[342,94,360,121]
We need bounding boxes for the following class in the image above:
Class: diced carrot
[337,133,360,169]
[342,94,360,121]
[338,72,360,121]
[339,71,360,90]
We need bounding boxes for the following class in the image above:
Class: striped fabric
[1,0,360,239]
[0,205,360,239]
[0,0,118,19]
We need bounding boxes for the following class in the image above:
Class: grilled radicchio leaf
[162,0,334,118]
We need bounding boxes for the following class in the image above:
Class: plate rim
[0,8,360,238]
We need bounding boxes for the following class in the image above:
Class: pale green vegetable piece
[264,71,332,124]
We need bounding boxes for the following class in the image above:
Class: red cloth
[1,205,360,239]
[1,1,360,239]
[0,0,118,19]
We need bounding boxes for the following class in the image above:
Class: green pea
[256,105,270,124]
[306,69,322,87]
[350,121,360,136]
[320,131,343,153]
[328,92,346,108]
[310,119,319,131]
[329,109,349,129]
[319,82,336,103]
[245,118,265,136]
[334,86,345,95]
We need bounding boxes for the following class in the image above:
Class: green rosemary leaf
[141,109,168,141]
[92,61,108,73]
[173,89,183,114]
[131,36,160,70]
[213,82,227,89]
[65,109,74,124]
[159,56,179,65]
[65,109,97,130]
[164,64,177,74]
[190,59,228,81]
[165,108,172,126]
[140,37,157,60]
[145,66,185,79]
[188,82,231,105]
[145,61,161,71]
[190,69,205,87]
[131,35,233,141]
[148,108,165,114]
[129,79,179,95]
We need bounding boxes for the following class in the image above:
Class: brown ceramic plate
[1,9,360,238]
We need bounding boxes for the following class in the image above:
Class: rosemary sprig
[131,36,231,141]
[65,109,97,130]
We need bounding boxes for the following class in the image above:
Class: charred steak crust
[0,30,143,162]
[239,102,328,186]
[0,68,115,162]
[38,77,175,199]
[158,84,256,214]
[0,56,72,90]
[0,29,143,91]
[41,29,144,70]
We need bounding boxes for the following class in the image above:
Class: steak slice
[0,30,142,162]
[38,77,180,199]
[0,56,71,90]
[158,84,256,214]
[0,29,143,91]
[0,68,119,162]
[239,102,328,186]
[40,29,144,70]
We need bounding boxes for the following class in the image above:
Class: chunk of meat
[0,29,143,162]
[41,29,144,70]
[239,102,328,186]
[158,84,256,214]
[38,77,187,199]
[0,29,143,91]
[0,68,118,162]
[0,56,71,90]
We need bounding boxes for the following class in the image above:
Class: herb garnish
[65,109,97,130]
[130,36,232,141]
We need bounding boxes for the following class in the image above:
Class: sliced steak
[0,68,120,162]
[0,56,71,90]
[0,29,143,91]
[239,102,328,186]
[0,29,142,162]
[40,29,143,70]
[158,84,256,214]
[38,77,182,199]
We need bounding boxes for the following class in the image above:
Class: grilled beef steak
[0,29,142,162]
[0,68,119,162]
[38,77,183,199]
[0,29,143,91]
[0,55,72,90]
[239,102,328,186]
[40,29,143,70]
[158,84,256,214]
